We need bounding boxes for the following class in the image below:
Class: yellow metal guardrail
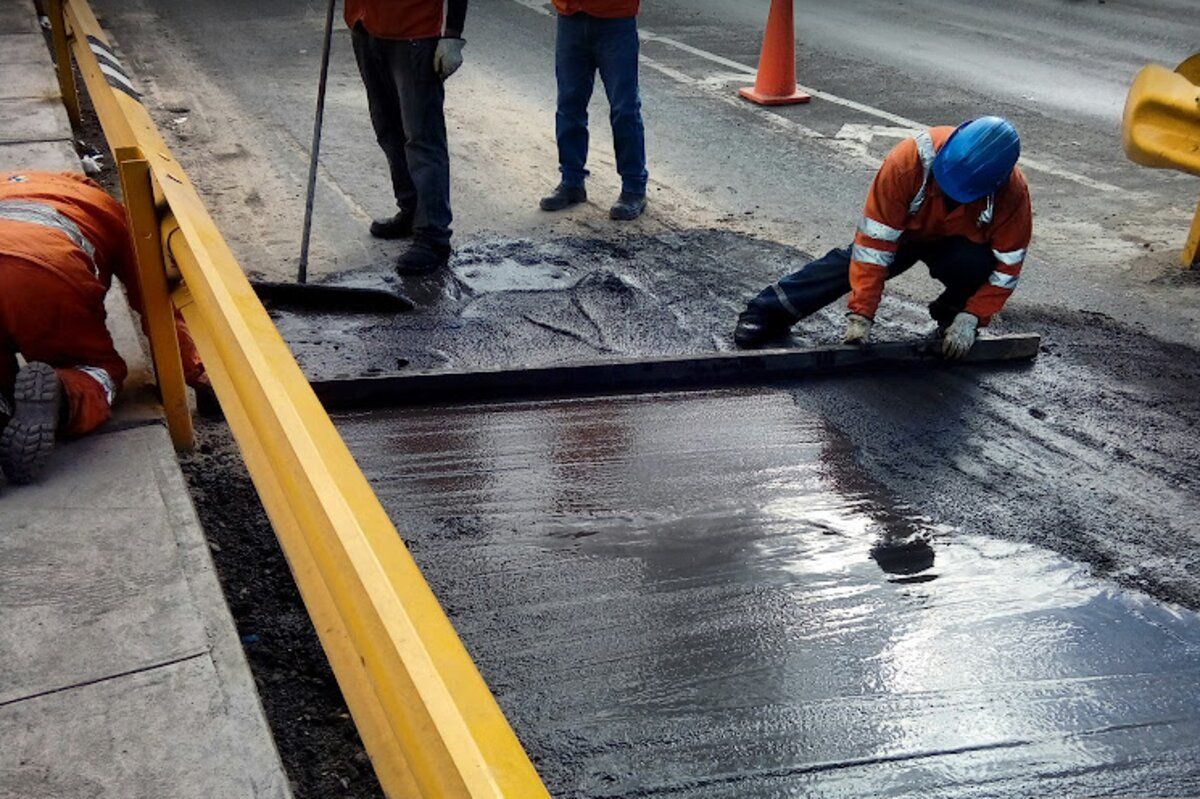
[48,2,552,796]
[1122,54,1200,268]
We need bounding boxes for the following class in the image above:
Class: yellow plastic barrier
[49,1,552,797]
[1121,57,1200,267]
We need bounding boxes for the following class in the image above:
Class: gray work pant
[351,27,452,247]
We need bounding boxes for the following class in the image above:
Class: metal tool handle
[298,0,337,284]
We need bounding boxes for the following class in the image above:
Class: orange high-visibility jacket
[344,0,448,40]
[0,171,137,308]
[553,0,641,17]
[849,126,1032,325]
[0,170,204,383]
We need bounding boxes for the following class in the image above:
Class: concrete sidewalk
[0,3,292,797]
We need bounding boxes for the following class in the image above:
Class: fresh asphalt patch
[190,228,1200,797]
[277,228,1200,610]
[337,388,1200,798]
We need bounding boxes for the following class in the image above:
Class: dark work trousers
[555,13,649,195]
[351,26,452,247]
[748,237,995,325]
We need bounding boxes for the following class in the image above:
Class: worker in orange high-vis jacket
[0,171,207,485]
[735,117,1032,359]
[347,0,469,276]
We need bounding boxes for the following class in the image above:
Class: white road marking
[835,123,920,145]
[507,0,1126,193]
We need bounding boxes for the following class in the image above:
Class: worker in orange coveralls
[734,117,1032,358]
[0,170,207,484]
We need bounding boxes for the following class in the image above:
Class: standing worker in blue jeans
[540,0,649,221]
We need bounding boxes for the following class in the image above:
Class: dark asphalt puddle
[335,388,1200,799]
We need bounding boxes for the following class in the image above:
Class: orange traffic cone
[739,0,811,106]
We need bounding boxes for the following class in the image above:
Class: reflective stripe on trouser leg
[771,283,802,317]
[74,365,117,406]
[749,246,855,321]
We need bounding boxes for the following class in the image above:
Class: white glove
[843,313,873,346]
[434,38,465,80]
[941,312,978,359]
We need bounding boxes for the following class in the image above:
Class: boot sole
[0,362,61,485]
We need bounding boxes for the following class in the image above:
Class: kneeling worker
[735,117,1032,358]
[0,171,207,484]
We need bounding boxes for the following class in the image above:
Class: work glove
[941,312,978,359]
[434,38,466,80]
[843,313,873,347]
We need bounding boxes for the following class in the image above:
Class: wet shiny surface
[337,389,1200,798]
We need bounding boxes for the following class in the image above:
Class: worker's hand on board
[434,38,466,80]
[843,313,873,347]
[941,312,978,359]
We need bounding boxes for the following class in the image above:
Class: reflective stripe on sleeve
[988,271,1019,290]
[75,366,117,406]
[0,200,99,275]
[851,244,895,268]
[858,216,904,242]
[992,247,1026,266]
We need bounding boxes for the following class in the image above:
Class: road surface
[91,0,1200,796]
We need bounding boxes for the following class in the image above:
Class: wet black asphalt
[337,389,1200,798]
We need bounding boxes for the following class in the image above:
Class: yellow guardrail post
[45,0,81,130]
[116,149,194,450]
[1185,202,1200,268]
[62,0,553,795]
[1122,55,1200,268]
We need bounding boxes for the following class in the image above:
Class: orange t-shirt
[553,0,640,18]
[344,0,447,40]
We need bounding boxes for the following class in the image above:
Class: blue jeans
[555,13,648,195]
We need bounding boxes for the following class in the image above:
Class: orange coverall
[0,171,204,436]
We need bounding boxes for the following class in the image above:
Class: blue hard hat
[932,117,1021,203]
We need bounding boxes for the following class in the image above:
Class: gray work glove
[941,312,978,359]
[843,313,873,346]
[434,38,466,80]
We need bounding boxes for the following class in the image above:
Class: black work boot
[734,308,791,349]
[610,192,647,221]
[369,212,415,240]
[539,183,587,212]
[396,238,452,276]
[0,362,62,485]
